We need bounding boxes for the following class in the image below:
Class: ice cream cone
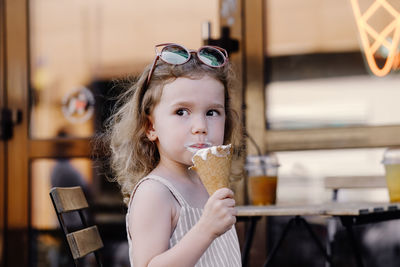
[190,144,232,196]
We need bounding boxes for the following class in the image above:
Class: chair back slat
[50,186,89,213]
[50,186,103,266]
[67,225,104,259]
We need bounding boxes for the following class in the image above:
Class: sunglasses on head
[146,43,229,87]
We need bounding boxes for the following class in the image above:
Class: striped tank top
[126,175,242,267]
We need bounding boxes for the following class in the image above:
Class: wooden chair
[50,186,104,267]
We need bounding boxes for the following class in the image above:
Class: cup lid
[382,147,400,165]
[246,153,280,168]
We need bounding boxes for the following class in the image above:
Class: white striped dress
[126,175,242,267]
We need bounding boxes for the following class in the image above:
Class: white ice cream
[192,144,232,163]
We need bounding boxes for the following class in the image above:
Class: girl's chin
[183,154,195,167]
[184,157,194,167]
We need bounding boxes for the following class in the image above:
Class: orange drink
[246,154,279,206]
[248,175,277,205]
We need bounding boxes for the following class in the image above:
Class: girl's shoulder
[131,175,186,207]
[132,177,175,206]
[126,176,180,249]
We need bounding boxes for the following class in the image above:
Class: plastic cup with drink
[245,153,280,205]
[382,148,400,203]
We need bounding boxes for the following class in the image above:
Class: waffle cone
[191,145,232,196]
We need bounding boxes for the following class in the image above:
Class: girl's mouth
[190,143,211,149]
[185,142,212,153]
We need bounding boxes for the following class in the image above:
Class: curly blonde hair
[105,54,241,205]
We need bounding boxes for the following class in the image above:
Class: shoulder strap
[128,175,188,209]
[146,175,188,206]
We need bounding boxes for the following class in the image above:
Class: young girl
[107,43,241,267]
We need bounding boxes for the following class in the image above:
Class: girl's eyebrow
[170,101,193,107]
[170,101,225,109]
[208,103,225,109]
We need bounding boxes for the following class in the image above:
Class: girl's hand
[198,188,237,239]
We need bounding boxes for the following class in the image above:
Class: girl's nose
[191,116,207,135]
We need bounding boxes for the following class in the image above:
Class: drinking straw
[245,130,266,176]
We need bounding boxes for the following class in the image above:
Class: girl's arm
[129,181,236,267]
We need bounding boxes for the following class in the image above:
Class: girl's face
[147,75,226,168]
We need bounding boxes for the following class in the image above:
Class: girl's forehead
[163,76,223,93]
[156,76,225,106]
[162,73,219,86]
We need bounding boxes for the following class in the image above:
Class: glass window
[267,75,400,129]
[29,0,220,139]
[264,0,400,130]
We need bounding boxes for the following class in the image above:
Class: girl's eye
[176,109,189,116]
[206,110,220,116]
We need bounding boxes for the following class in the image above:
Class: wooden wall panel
[5,0,29,265]
[0,0,6,264]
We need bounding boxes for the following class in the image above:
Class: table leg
[340,217,365,267]
[263,216,332,267]
[242,216,260,267]
[263,217,296,267]
[300,217,332,264]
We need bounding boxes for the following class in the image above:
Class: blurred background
[1,0,400,266]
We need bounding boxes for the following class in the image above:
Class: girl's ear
[146,116,157,141]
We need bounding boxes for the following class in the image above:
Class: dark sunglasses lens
[160,45,189,64]
[198,47,225,67]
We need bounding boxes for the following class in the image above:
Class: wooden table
[236,202,400,267]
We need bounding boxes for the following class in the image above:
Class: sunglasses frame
[146,43,229,87]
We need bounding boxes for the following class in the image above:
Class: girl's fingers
[221,198,236,208]
[211,188,234,200]
[230,207,238,216]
